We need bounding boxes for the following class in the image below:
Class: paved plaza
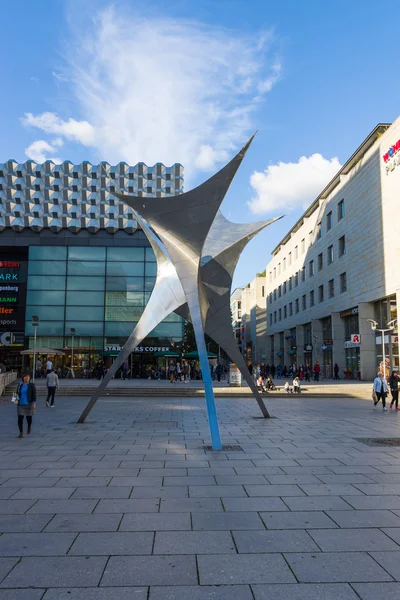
[1,392,400,598]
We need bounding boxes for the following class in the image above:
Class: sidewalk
[0,392,400,598]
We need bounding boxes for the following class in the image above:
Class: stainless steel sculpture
[78,135,282,449]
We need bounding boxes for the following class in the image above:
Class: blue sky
[1,0,400,287]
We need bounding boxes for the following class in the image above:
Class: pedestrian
[270,364,276,378]
[299,365,304,381]
[293,376,301,393]
[15,373,36,438]
[46,356,53,374]
[215,362,222,383]
[122,359,129,380]
[373,371,389,411]
[389,370,400,410]
[169,361,175,383]
[183,360,190,383]
[334,363,340,380]
[276,364,282,379]
[46,368,59,408]
[313,361,321,382]
[305,365,311,382]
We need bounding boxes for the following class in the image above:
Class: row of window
[269,199,345,282]
[269,273,347,325]
[10,171,175,181]
[29,246,156,262]
[269,236,346,303]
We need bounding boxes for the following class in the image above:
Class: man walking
[46,368,59,408]
[46,357,53,374]
[313,361,321,382]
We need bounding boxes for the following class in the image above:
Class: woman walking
[373,371,389,411]
[15,373,36,438]
[389,370,400,410]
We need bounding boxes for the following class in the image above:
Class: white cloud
[249,153,342,214]
[21,112,95,146]
[52,71,68,82]
[24,140,62,163]
[47,6,281,180]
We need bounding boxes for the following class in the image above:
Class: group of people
[251,361,329,383]
[373,370,400,411]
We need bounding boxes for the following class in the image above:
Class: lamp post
[32,316,39,382]
[70,328,76,378]
[368,319,397,380]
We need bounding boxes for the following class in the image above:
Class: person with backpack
[46,368,60,408]
[389,370,400,410]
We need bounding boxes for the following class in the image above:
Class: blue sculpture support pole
[190,305,222,450]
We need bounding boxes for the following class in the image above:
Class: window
[146,186,152,193]
[309,231,313,245]
[269,293,272,304]
[301,239,305,254]
[302,294,306,310]
[284,305,287,319]
[301,266,306,282]
[310,290,315,306]
[295,298,299,313]
[278,308,282,321]
[318,253,323,271]
[340,272,347,293]
[273,267,276,279]
[316,222,322,239]
[319,284,324,303]
[278,263,281,275]
[339,235,346,257]
[269,271,272,282]
[283,281,287,294]
[261,286,265,298]
[274,311,277,323]
[288,252,292,266]
[269,314,273,325]
[273,290,277,301]
[294,273,299,287]
[278,285,282,298]
[327,211,333,230]
[294,246,298,259]
[329,279,335,298]
[338,199,345,220]
[327,244,334,264]
[289,302,293,317]
[283,258,286,271]
[289,277,292,291]
[309,260,314,277]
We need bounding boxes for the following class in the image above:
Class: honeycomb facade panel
[0,160,183,234]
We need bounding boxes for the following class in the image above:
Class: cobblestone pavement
[1,393,400,599]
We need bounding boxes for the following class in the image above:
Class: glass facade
[25,245,184,374]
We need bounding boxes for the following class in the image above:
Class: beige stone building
[264,117,400,380]
[231,276,267,365]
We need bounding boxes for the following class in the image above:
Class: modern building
[231,275,267,366]
[265,117,400,380]
[0,158,184,375]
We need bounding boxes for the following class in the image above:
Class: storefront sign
[229,363,242,387]
[383,139,400,175]
[104,345,121,352]
[340,307,359,318]
[344,341,360,348]
[0,261,20,268]
[104,345,171,353]
[350,333,361,344]
[0,332,24,347]
[383,139,400,162]
[323,339,333,345]
[304,344,313,352]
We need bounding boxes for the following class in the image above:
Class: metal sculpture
[78,135,282,449]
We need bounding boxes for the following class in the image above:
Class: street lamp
[70,328,76,378]
[368,318,397,379]
[32,316,39,382]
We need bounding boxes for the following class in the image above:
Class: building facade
[231,276,267,366]
[0,158,184,375]
[265,117,400,380]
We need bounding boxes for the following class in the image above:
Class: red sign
[383,140,400,162]
[0,261,20,268]
[351,333,360,344]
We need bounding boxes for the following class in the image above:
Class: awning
[21,347,65,356]
[153,351,181,358]
[183,351,218,359]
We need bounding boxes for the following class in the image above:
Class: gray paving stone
[283,496,354,511]
[27,499,97,514]
[0,532,76,556]
[40,469,92,477]
[260,511,338,529]
[101,555,197,586]
[342,495,400,509]
[160,498,222,512]
[71,486,132,498]
[69,532,153,555]
[120,512,191,531]
[154,531,236,554]
[187,467,237,476]
[215,476,268,485]
[352,582,400,599]
[189,485,246,498]
[0,514,52,533]
[0,470,44,478]
[0,591,46,599]
[328,510,400,528]
[281,466,334,475]
[354,484,400,495]
[0,558,19,583]
[130,486,188,498]
[298,484,363,496]
[149,585,253,600]
[222,497,288,512]
[252,583,360,600]
[192,512,265,530]
[308,528,399,551]
[94,499,159,513]
[44,513,122,532]
[88,469,140,477]
[265,475,322,484]
[0,489,20,499]
[370,552,400,580]
[0,500,36,514]
[0,556,107,588]
[10,487,75,499]
[233,529,319,553]
[245,484,305,497]
[315,474,376,484]
[2,477,61,487]
[234,467,284,475]
[198,553,295,584]
[43,589,148,600]
[55,477,111,487]
[163,477,216,486]
[285,552,392,582]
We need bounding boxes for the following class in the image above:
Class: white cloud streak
[20,6,280,180]
[24,139,62,163]
[249,153,342,214]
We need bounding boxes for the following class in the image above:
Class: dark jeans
[314,372,319,381]
[18,415,32,432]
[391,390,399,408]
[375,391,386,407]
[46,386,56,406]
